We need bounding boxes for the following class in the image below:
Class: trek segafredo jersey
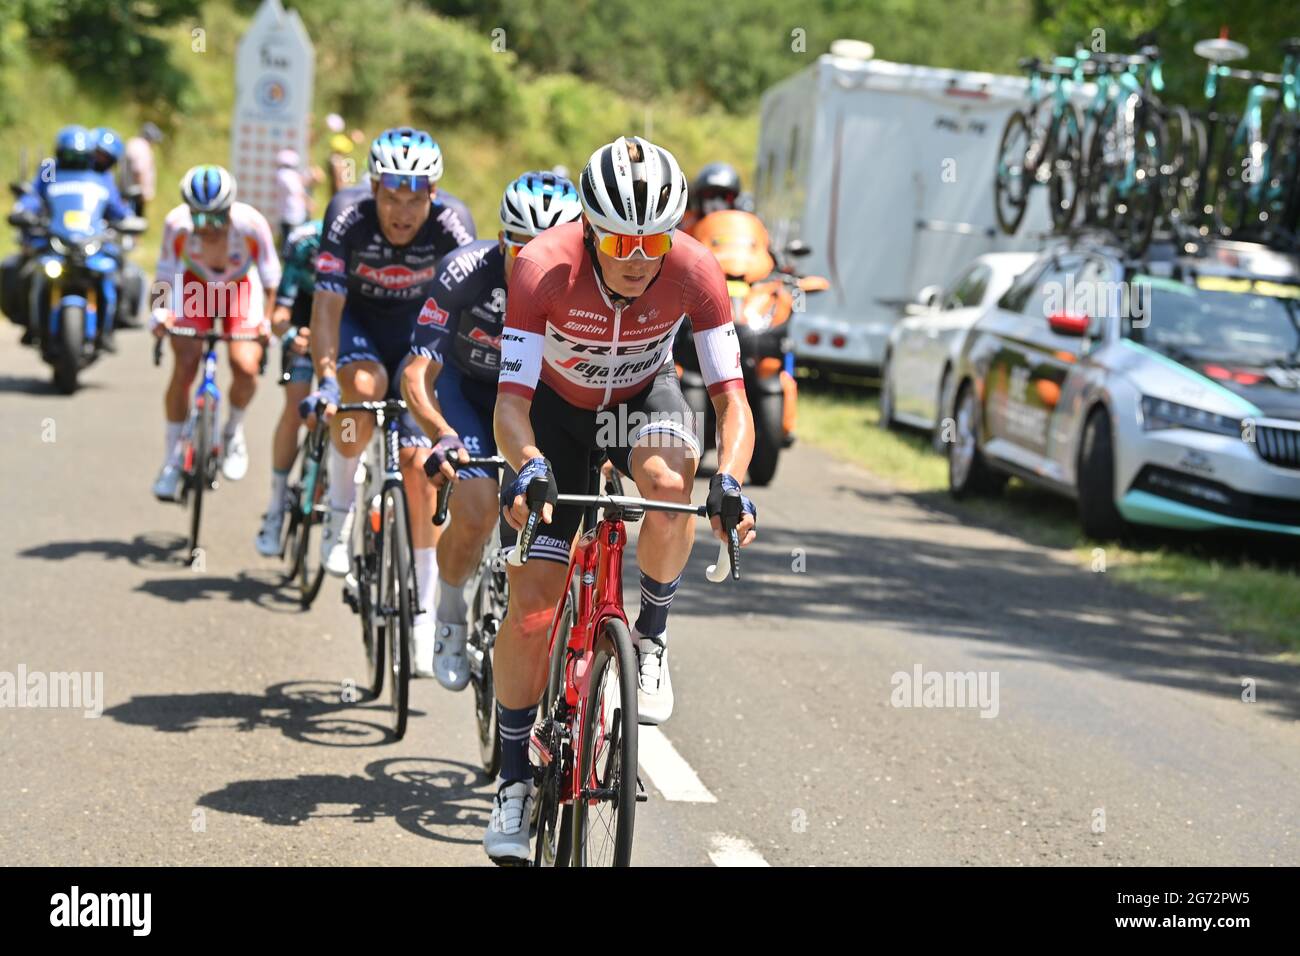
[498,223,743,411]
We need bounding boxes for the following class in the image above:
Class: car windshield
[1126,274,1300,367]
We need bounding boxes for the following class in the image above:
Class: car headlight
[1140,396,1242,437]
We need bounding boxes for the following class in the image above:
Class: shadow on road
[20,531,185,568]
[102,679,419,747]
[133,567,302,610]
[671,493,1300,723]
[197,756,490,844]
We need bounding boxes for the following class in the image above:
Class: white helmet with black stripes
[499,170,583,236]
[578,136,687,235]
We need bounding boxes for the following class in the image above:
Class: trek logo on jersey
[356,262,437,289]
[546,325,675,386]
[316,251,346,275]
[417,297,449,327]
[547,327,675,357]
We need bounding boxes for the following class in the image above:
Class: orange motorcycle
[676,210,827,485]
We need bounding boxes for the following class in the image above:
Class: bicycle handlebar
[503,484,742,582]
[153,326,267,370]
[432,455,509,526]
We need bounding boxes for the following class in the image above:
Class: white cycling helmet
[500,170,583,236]
[579,136,687,235]
[368,126,443,183]
[180,164,236,212]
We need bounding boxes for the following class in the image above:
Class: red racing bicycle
[516,469,742,867]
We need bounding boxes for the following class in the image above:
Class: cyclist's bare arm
[494,391,552,529]
[310,288,345,383]
[400,355,455,441]
[710,388,757,546]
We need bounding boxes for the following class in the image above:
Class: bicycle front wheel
[187,403,215,561]
[571,617,639,867]
[380,487,413,740]
[296,459,327,609]
[994,111,1032,234]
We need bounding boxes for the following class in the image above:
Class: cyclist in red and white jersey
[150,165,280,501]
[485,136,758,864]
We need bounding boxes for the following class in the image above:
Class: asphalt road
[2,327,1298,866]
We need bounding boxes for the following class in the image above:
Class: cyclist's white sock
[436,575,468,624]
[225,404,246,438]
[414,548,437,618]
[268,468,289,515]
[163,421,184,467]
[327,445,358,512]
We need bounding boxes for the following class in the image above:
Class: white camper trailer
[755,43,1084,373]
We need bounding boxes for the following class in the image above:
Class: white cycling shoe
[152,463,183,502]
[434,622,471,692]
[320,505,354,577]
[255,510,284,558]
[636,633,674,726]
[222,428,249,481]
[484,779,535,866]
[411,614,436,678]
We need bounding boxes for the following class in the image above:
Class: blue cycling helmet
[180,164,237,212]
[500,170,582,236]
[90,127,125,170]
[54,125,93,170]
[368,127,443,185]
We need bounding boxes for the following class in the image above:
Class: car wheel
[1077,407,1128,541]
[948,381,1007,498]
[879,352,896,430]
[931,366,953,454]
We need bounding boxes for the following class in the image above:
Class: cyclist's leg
[320,308,385,574]
[432,364,501,606]
[393,353,444,676]
[258,339,312,550]
[158,296,208,484]
[222,277,261,434]
[609,364,702,722]
[494,384,595,778]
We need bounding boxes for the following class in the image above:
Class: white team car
[881,252,1038,446]
[947,237,1300,540]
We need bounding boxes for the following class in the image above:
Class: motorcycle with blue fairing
[8,181,145,393]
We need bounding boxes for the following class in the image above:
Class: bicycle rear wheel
[1047,106,1083,231]
[380,487,413,740]
[570,617,639,867]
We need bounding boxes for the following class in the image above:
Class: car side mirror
[1047,311,1090,336]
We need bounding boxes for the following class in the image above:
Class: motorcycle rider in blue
[12,125,133,351]
[401,170,582,690]
[301,127,477,679]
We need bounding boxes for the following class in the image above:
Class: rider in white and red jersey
[485,136,758,866]
[497,219,744,410]
[150,165,280,501]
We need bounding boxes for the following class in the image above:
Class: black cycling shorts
[525,363,701,565]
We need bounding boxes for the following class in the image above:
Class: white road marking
[708,833,771,867]
[637,726,717,803]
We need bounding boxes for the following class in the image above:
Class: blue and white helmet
[54,125,93,169]
[180,164,237,212]
[579,136,687,235]
[499,170,582,236]
[368,126,443,183]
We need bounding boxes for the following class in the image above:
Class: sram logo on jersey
[417,298,449,327]
[316,251,346,275]
[355,262,436,289]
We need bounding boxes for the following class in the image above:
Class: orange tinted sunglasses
[591,224,673,260]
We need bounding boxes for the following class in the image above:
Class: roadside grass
[798,383,1300,654]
